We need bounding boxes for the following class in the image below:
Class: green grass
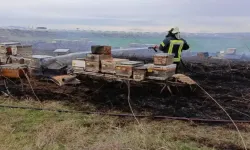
[0,98,249,150]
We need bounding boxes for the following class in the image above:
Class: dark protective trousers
[174,62,180,74]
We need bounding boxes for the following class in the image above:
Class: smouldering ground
[1,60,250,150]
[0,98,250,150]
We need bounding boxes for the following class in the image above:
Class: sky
[1,0,250,33]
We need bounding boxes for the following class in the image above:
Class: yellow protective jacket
[159,36,190,62]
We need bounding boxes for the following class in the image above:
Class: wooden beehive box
[133,65,147,81]
[115,61,144,78]
[24,58,31,65]
[115,65,133,78]
[153,53,174,66]
[72,59,85,73]
[0,46,6,54]
[0,55,7,64]
[85,53,112,62]
[101,58,129,74]
[73,67,84,73]
[147,64,176,80]
[9,56,25,64]
[85,60,100,72]
[16,45,33,58]
[197,52,209,59]
[0,64,29,78]
[72,59,85,68]
[29,58,40,68]
[91,45,111,55]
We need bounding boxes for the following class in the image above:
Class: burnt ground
[2,59,250,121]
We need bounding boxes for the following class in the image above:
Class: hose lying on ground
[1,104,250,124]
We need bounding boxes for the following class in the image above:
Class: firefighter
[153,27,190,73]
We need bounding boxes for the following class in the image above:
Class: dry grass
[0,98,250,150]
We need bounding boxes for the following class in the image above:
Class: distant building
[36,27,47,30]
[53,49,70,56]
[226,48,237,55]
[0,42,21,46]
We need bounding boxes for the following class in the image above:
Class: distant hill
[1,28,250,41]
[0,28,250,53]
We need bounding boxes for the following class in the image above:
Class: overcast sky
[1,0,250,32]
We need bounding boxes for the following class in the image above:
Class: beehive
[115,65,133,78]
[0,55,7,64]
[72,59,85,72]
[197,52,209,59]
[85,60,100,72]
[0,46,6,54]
[16,45,32,58]
[9,56,25,64]
[147,64,176,80]
[153,53,174,66]
[91,45,111,55]
[0,64,29,78]
[101,58,129,74]
[133,65,147,81]
[85,53,112,62]
[115,61,144,78]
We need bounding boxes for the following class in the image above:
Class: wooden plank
[74,71,187,86]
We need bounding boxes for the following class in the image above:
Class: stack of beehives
[72,46,111,72]
[0,43,33,65]
[84,45,144,77]
[72,45,177,81]
[146,53,177,80]
[84,45,113,72]
[115,60,144,79]
[71,45,143,79]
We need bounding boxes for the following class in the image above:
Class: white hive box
[147,64,176,80]
[72,59,85,72]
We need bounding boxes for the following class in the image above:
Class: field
[1,98,250,150]
[0,60,250,149]
[1,28,250,53]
